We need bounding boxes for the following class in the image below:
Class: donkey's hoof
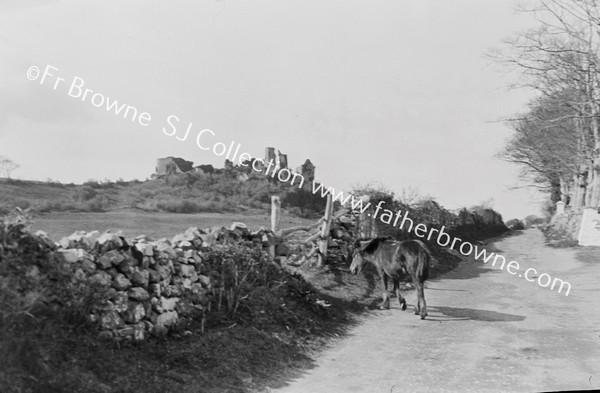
[420,314,427,320]
[401,303,407,311]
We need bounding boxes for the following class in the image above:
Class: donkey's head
[349,238,391,274]
[349,247,366,275]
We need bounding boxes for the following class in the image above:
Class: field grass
[31,209,315,241]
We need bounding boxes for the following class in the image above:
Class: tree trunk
[572,171,585,210]
[590,154,600,207]
[585,160,595,207]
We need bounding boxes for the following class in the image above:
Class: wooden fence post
[270,196,281,259]
[271,196,281,232]
[317,194,334,267]
[356,195,373,239]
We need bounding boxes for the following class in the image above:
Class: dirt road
[271,230,600,393]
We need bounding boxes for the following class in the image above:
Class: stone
[149,283,161,296]
[151,297,162,313]
[98,331,114,340]
[191,252,203,264]
[144,320,154,332]
[95,254,113,269]
[128,287,150,301]
[156,254,171,265]
[189,282,204,294]
[118,259,136,275]
[83,231,101,248]
[143,256,155,267]
[151,324,168,337]
[94,231,124,254]
[25,265,40,280]
[155,265,172,281]
[178,240,193,250]
[171,227,201,245]
[182,278,192,289]
[198,275,211,289]
[57,249,84,264]
[106,268,119,279]
[89,270,112,286]
[112,274,132,291]
[132,322,146,341]
[116,326,135,340]
[58,231,87,249]
[80,259,97,273]
[100,310,124,330]
[199,233,217,247]
[98,250,126,267]
[154,240,177,258]
[131,269,149,287]
[113,291,129,313]
[160,296,179,311]
[58,231,100,250]
[148,269,162,283]
[137,243,154,256]
[142,299,152,316]
[175,297,194,316]
[275,243,290,256]
[155,310,178,328]
[74,268,86,281]
[162,285,182,297]
[230,222,247,231]
[124,302,145,323]
[178,264,196,277]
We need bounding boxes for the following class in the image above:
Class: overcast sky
[0,0,545,220]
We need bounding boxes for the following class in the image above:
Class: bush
[36,200,77,213]
[0,208,115,392]
[74,185,98,202]
[506,218,525,230]
[199,244,324,328]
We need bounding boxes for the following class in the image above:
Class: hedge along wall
[358,197,507,243]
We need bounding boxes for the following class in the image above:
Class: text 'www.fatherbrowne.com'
[26,64,571,296]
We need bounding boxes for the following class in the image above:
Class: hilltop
[0,172,326,218]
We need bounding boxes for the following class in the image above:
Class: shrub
[83,195,112,212]
[74,185,98,202]
[0,208,114,392]
[36,200,77,212]
[199,244,322,328]
[506,218,525,230]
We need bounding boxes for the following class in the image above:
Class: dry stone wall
[52,222,279,341]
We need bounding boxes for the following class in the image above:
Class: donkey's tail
[413,240,431,282]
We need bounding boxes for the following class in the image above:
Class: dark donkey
[350,237,431,319]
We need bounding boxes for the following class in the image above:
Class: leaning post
[269,196,281,259]
[271,196,281,232]
[317,194,334,267]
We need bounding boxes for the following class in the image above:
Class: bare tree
[492,0,600,208]
[0,157,19,179]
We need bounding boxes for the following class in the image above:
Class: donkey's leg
[393,279,407,310]
[413,280,427,319]
[418,280,428,319]
[413,279,421,315]
[380,274,390,310]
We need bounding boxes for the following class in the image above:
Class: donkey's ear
[354,238,370,250]
[361,238,380,254]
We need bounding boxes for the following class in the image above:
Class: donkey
[350,237,431,319]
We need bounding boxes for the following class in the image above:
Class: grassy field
[31,209,315,241]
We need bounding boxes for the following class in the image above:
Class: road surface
[271,229,600,393]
